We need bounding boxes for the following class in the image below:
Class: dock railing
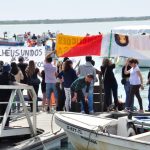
[0,85,37,137]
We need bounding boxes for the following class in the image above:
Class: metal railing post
[0,89,16,135]
[29,87,37,135]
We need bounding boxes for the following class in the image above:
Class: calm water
[1,20,150,36]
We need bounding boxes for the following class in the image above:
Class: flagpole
[108,30,112,58]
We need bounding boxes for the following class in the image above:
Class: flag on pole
[56,34,102,57]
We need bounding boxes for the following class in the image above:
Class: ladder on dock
[0,85,37,138]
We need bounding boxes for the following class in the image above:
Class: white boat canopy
[101,25,150,65]
[112,25,150,35]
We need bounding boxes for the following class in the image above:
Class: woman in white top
[125,58,144,113]
[11,62,24,112]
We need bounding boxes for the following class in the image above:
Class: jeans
[148,86,150,110]
[46,83,58,107]
[124,81,131,108]
[81,85,94,113]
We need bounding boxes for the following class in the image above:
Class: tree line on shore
[0,16,150,25]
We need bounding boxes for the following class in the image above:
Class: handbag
[121,78,126,85]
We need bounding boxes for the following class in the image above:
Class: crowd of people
[4,30,56,49]
[0,53,150,126]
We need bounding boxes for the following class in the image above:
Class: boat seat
[117,117,136,137]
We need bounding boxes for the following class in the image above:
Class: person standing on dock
[101,58,119,112]
[70,74,94,114]
[58,59,77,111]
[147,70,150,111]
[124,58,144,113]
[18,56,28,84]
[26,60,41,112]
[121,58,132,111]
[78,56,97,114]
[44,52,58,112]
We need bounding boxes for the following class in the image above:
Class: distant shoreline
[0,16,150,25]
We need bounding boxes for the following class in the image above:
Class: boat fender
[127,127,136,137]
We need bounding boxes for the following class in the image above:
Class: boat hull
[55,112,150,150]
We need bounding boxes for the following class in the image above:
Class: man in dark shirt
[18,56,28,84]
[147,71,150,111]
[70,74,94,114]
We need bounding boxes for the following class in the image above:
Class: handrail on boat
[0,85,37,137]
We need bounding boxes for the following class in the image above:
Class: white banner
[101,34,150,59]
[0,46,45,68]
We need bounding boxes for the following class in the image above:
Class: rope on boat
[32,112,62,150]
[51,112,62,135]
[86,121,115,150]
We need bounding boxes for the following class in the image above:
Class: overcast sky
[0,0,150,20]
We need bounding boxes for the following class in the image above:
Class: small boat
[55,112,150,150]
[0,38,24,46]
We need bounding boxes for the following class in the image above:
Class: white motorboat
[55,112,150,150]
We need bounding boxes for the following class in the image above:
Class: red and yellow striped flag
[56,34,102,57]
